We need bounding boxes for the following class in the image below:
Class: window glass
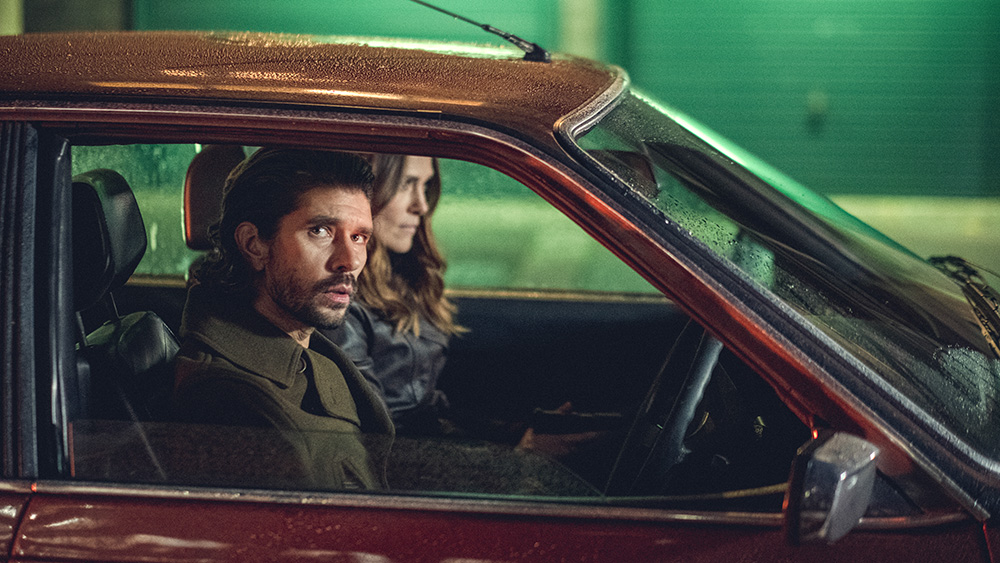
[67,141,804,509]
[73,144,201,277]
[69,421,603,497]
[571,91,1000,461]
[72,145,656,293]
[435,159,655,292]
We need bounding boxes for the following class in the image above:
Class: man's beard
[266,272,356,330]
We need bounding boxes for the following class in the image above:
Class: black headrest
[184,145,246,251]
[73,169,147,311]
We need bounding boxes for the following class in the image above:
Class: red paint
[12,493,988,563]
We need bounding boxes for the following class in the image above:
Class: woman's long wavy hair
[356,154,462,336]
[195,147,373,294]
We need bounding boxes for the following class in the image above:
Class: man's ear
[234,221,268,272]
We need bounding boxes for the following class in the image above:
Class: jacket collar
[179,284,305,388]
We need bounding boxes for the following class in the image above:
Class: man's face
[251,185,372,333]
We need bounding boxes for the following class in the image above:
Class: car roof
[0,31,621,143]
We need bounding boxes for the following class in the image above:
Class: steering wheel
[604,320,724,496]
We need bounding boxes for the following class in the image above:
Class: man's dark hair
[195,147,373,293]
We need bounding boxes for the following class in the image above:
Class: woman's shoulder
[323,301,380,349]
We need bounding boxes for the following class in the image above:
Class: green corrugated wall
[619,0,999,197]
[132,0,999,199]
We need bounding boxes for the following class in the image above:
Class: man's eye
[351,233,368,244]
[310,226,332,236]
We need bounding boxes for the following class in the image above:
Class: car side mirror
[783,431,880,545]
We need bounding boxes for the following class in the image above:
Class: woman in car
[324,154,464,435]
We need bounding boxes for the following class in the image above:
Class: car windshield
[568,90,1000,462]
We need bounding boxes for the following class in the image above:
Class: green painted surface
[130,0,999,198]
[132,0,558,48]
[623,0,999,197]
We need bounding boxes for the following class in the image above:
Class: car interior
[66,141,810,509]
[73,168,179,423]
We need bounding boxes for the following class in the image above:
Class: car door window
[72,143,202,278]
[71,145,656,294]
[66,142,806,510]
[434,159,656,293]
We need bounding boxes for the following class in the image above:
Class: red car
[0,30,997,561]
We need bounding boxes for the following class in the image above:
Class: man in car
[173,147,394,490]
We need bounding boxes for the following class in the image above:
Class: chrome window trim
[28,480,970,531]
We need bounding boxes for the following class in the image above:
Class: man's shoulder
[172,344,296,428]
[174,341,263,392]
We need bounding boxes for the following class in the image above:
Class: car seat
[182,145,245,283]
[73,168,179,421]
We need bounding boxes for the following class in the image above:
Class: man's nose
[329,238,367,272]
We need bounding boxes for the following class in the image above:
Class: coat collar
[179,284,305,388]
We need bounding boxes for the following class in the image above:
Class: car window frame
[0,122,43,479]
[0,123,78,482]
[5,102,971,532]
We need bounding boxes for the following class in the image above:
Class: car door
[3,115,990,562]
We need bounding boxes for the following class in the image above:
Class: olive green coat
[173,284,394,489]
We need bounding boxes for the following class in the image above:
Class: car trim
[126,273,670,305]
[554,69,627,141]
[24,479,971,531]
[0,481,34,494]
[444,286,669,304]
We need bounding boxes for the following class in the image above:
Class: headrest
[73,169,147,311]
[184,145,246,251]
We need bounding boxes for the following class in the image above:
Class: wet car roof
[0,31,620,142]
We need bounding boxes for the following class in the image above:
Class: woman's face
[373,156,434,254]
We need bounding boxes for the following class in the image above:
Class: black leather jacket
[324,302,450,429]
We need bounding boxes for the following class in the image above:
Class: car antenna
[408,0,551,62]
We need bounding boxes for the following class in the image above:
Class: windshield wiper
[930,255,1000,359]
